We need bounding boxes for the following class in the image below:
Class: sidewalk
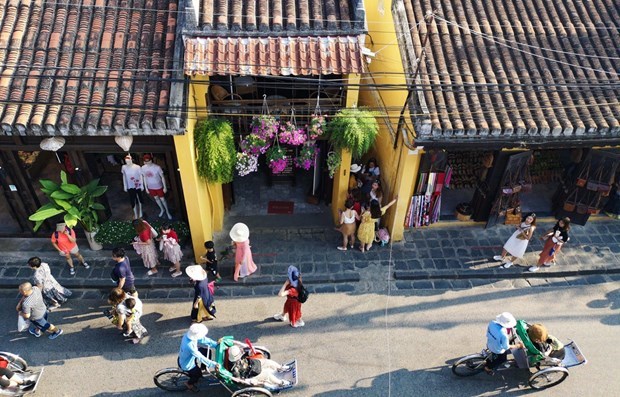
[1,216,619,298]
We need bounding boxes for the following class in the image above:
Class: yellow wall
[358,2,419,240]
[331,73,361,223]
[174,76,225,260]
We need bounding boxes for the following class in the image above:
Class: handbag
[563,189,578,212]
[587,193,601,215]
[17,315,30,332]
[587,164,604,191]
[575,160,590,188]
[504,207,522,225]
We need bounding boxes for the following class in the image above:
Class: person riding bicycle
[178,324,221,392]
[227,345,292,388]
[483,312,524,375]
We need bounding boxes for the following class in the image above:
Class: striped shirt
[22,286,47,320]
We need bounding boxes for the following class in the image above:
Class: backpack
[297,283,309,303]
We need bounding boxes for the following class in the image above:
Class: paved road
[1,281,618,396]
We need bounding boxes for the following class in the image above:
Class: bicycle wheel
[232,387,273,397]
[528,368,569,390]
[0,352,28,371]
[452,354,486,377]
[253,347,271,359]
[153,368,191,391]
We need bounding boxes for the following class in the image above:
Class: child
[160,223,183,277]
[122,297,148,344]
[200,241,222,282]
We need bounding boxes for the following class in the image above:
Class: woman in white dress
[28,256,72,309]
[493,213,537,268]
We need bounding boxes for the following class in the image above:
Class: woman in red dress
[273,266,304,328]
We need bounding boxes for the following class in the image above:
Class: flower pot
[85,230,103,251]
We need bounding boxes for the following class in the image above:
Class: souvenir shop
[0,135,185,236]
[404,147,620,229]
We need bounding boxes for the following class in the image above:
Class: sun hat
[185,265,207,281]
[229,222,250,242]
[350,164,362,173]
[228,345,244,362]
[187,323,208,340]
[287,265,300,288]
[495,312,517,328]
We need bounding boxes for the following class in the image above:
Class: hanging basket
[39,137,66,152]
[114,135,133,152]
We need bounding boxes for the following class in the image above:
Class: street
[1,282,618,397]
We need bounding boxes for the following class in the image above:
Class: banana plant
[28,170,108,232]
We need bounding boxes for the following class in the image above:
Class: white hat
[185,265,207,281]
[187,323,208,340]
[229,222,250,242]
[228,345,244,362]
[350,164,362,173]
[495,312,517,328]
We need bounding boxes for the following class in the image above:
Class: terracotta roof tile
[0,0,181,136]
[397,0,620,141]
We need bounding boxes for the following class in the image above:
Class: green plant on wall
[95,219,190,246]
[28,170,108,232]
[326,108,379,159]
[194,118,236,183]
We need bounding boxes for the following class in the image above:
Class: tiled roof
[396,0,620,142]
[184,36,364,76]
[0,0,182,136]
[182,0,366,76]
[191,0,364,35]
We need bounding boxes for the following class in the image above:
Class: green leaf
[67,206,80,217]
[39,179,59,191]
[50,190,74,200]
[84,178,101,193]
[63,214,78,228]
[90,186,108,197]
[33,220,44,232]
[60,183,81,194]
[60,170,68,185]
[91,203,105,210]
[28,207,65,221]
[54,199,73,211]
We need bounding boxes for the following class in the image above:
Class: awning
[183,36,364,76]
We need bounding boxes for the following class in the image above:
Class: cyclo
[0,352,44,396]
[452,320,587,390]
[154,336,298,397]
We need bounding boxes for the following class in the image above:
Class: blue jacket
[486,321,509,354]
[178,333,218,371]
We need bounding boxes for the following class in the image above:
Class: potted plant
[278,121,307,146]
[28,170,108,250]
[306,114,325,141]
[326,151,342,178]
[194,118,237,183]
[266,146,288,174]
[294,143,319,170]
[94,219,191,248]
[240,133,271,155]
[250,115,279,140]
[236,151,259,176]
[326,108,379,158]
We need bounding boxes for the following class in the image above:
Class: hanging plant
[326,151,341,178]
[235,152,259,176]
[240,133,271,155]
[294,143,319,170]
[194,118,236,183]
[250,115,279,140]
[306,114,325,140]
[278,121,307,146]
[266,146,288,174]
[326,108,379,158]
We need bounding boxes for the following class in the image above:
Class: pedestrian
[16,282,63,339]
[27,256,72,310]
[111,247,137,296]
[493,212,537,268]
[131,218,160,276]
[200,241,221,282]
[348,164,362,192]
[178,323,220,392]
[107,288,148,344]
[227,345,292,388]
[273,265,304,328]
[159,223,183,278]
[186,265,216,322]
[357,197,398,252]
[362,158,380,182]
[336,198,359,251]
[529,217,571,272]
[368,180,383,205]
[604,181,620,219]
[51,222,89,276]
[229,223,258,281]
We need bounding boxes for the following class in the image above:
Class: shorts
[30,313,52,333]
[60,246,79,256]
[147,187,165,197]
[206,262,218,275]
[127,188,144,206]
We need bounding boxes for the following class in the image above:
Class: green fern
[194,118,236,183]
[326,108,379,159]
